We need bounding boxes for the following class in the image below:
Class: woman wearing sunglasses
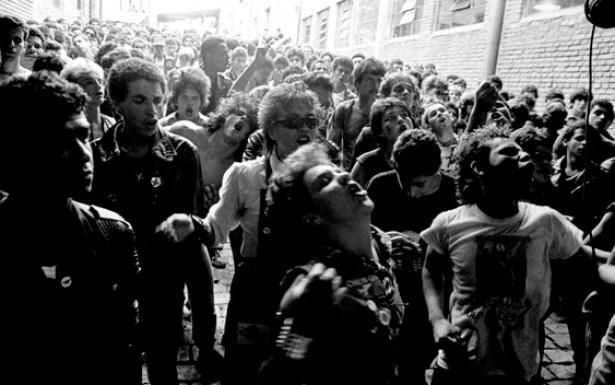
[157,81,321,384]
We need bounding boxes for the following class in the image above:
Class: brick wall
[321,0,615,104]
[498,0,615,103]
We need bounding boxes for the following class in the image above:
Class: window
[317,8,330,49]
[523,0,584,17]
[335,0,351,48]
[437,0,486,30]
[302,16,312,45]
[356,0,379,45]
[391,0,423,37]
[54,0,61,7]
[77,0,83,10]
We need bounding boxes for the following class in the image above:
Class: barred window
[335,0,351,48]
[437,0,486,30]
[318,8,330,49]
[356,0,379,45]
[391,0,423,37]
[302,16,312,45]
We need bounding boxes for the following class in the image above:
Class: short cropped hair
[273,55,289,70]
[0,71,87,191]
[590,98,615,121]
[392,129,442,178]
[107,57,166,105]
[521,84,539,99]
[200,36,226,62]
[455,127,511,204]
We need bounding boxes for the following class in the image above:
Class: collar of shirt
[96,121,178,162]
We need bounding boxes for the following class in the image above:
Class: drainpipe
[483,0,507,78]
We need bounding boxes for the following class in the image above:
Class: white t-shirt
[421,202,582,381]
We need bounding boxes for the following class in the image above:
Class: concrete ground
[141,243,579,385]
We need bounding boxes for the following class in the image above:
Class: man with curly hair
[90,58,219,384]
[159,66,211,127]
[421,127,597,385]
[167,92,260,269]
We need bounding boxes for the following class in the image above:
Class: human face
[1,27,25,61]
[73,35,89,50]
[485,102,512,128]
[24,35,44,58]
[566,128,586,158]
[303,164,373,224]
[209,42,230,73]
[254,67,273,84]
[222,113,252,146]
[165,41,179,57]
[270,103,319,160]
[76,71,105,106]
[288,55,303,69]
[313,62,330,76]
[482,138,533,198]
[22,35,44,70]
[427,86,449,103]
[322,55,333,66]
[83,28,96,42]
[132,41,146,52]
[571,98,587,117]
[356,73,382,99]
[589,105,613,132]
[390,81,417,109]
[54,112,94,198]
[332,65,352,85]
[176,86,202,123]
[301,46,313,57]
[392,63,403,72]
[425,103,452,133]
[231,56,248,74]
[117,79,164,137]
[183,36,194,47]
[380,105,412,143]
[352,57,363,67]
[397,172,441,199]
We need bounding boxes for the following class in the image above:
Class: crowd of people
[2,11,615,385]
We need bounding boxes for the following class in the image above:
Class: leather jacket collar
[95,120,177,162]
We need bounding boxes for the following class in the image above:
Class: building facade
[0,0,103,23]
[228,0,615,101]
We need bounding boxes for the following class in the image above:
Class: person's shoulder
[356,148,379,163]
[73,201,132,228]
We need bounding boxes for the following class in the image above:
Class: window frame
[436,0,487,31]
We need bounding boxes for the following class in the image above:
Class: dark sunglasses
[276,115,319,130]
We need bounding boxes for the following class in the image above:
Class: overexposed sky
[150,0,225,14]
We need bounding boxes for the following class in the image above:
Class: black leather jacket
[1,195,141,385]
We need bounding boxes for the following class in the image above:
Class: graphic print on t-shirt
[475,235,531,329]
